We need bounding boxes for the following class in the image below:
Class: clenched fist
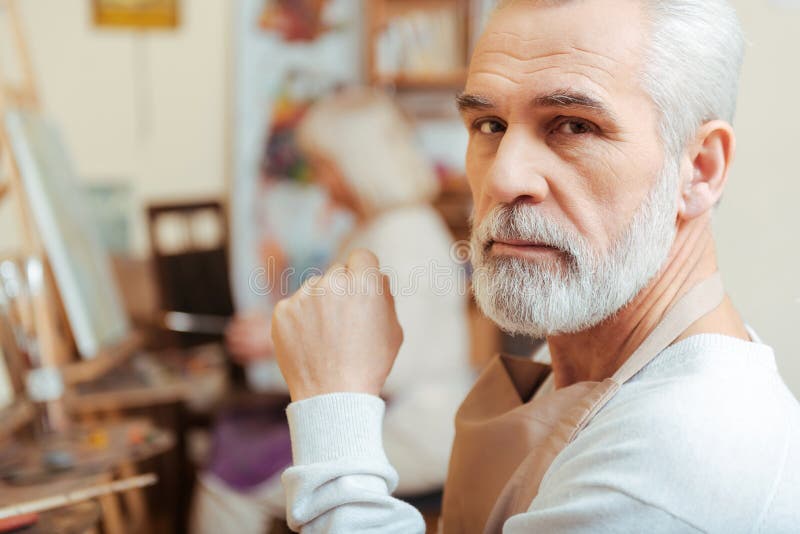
[271,249,404,402]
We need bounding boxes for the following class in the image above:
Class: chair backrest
[147,200,234,347]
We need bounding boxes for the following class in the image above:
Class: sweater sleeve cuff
[286,393,387,466]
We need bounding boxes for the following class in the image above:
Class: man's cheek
[466,165,492,209]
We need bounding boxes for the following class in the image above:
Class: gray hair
[492,0,745,157]
[297,88,440,215]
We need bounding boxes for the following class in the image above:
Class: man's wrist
[286,392,387,465]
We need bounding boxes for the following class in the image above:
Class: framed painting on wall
[92,0,180,29]
[258,0,335,42]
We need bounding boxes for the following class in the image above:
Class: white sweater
[282,333,800,533]
[341,205,474,495]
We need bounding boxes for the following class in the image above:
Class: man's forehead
[469,0,647,82]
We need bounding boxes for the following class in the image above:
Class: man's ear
[677,120,736,220]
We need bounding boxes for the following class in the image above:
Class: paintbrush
[0,258,69,434]
[24,257,57,367]
[0,260,38,368]
[160,310,230,336]
[0,288,26,396]
[23,257,69,434]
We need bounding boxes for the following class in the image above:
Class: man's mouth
[488,239,562,258]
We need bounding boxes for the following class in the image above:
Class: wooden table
[0,419,171,534]
[1,344,228,533]
[0,500,101,534]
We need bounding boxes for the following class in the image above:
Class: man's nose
[485,126,550,205]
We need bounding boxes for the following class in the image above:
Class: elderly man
[270,0,800,532]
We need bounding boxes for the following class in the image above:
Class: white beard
[470,159,680,338]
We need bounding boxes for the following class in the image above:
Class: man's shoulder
[591,334,800,471]
[541,334,800,530]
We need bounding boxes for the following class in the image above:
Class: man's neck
[546,215,749,389]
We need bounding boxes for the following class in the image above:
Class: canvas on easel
[0,0,68,368]
[4,111,130,359]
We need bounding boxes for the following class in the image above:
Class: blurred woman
[192,88,474,533]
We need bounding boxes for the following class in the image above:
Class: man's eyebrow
[456,89,618,123]
[456,93,495,113]
[533,90,618,122]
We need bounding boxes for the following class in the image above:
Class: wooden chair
[147,200,235,349]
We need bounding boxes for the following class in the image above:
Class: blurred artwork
[254,74,353,299]
[258,0,334,42]
[260,86,314,184]
[93,0,179,29]
[230,0,362,320]
[260,71,343,184]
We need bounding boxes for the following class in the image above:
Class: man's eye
[477,120,506,135]
[553,119,595,135]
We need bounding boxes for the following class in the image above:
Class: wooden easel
[0,0,72,370]
[0,0,69,440]
[0,5,154,533]
[0,0,143,385]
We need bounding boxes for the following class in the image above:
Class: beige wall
[2,1,799,395]
[716,1,800,396]
[1,0,230,255]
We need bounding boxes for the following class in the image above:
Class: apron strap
[611,272,725,385]
[573,273,726,441]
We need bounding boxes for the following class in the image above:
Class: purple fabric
[207,406,293,491]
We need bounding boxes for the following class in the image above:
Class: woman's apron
[441,273,725,533]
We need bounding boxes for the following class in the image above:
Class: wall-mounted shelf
[365,0,470,91]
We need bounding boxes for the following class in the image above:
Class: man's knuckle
[273,300,287,317]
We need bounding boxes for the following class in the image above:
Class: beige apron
[441,273,725,534]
